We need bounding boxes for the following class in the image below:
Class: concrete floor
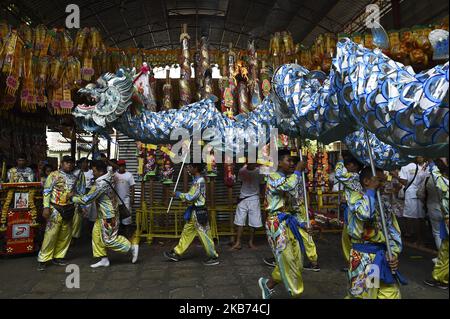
[0,232,448,299]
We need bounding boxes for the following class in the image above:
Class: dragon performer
[73,36,449,171]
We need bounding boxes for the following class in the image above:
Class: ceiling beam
[286,9,335,34]
[295,3,344,30]
[219,0,232,50]
[0,0,44,26]
[161,0,173,49]
[89,6,119,48]
[296,0,340,43]
[252,0,342,35]
[167,8,227,16]
[141,1,157,48]
[102,21,165,39]
[195,0,199,44]
[234,0,254,48]
[343,0,395,34]
[119,1,138,47]
[115,25,269,47]
[47,0,139,27]
[144,40,255,51]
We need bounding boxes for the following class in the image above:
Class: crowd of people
[257,151,448,299]
[4,153,139,270]
[2,150,448,298]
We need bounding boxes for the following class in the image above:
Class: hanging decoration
[134,62,157,111]
[160,145,175,184]
[205,145,218,177]
[248,39,262,111]
[2,30,22,97]
[226,43,238,116]
[269,31,281,68]
[2,20,446,115]
[219,47,236,187]
[235,56,250,114]
[144,144,158,179]
[179,24,192,107]
[281,31,295,64]
[199,35,213,99]
[260,59,271,98]
[162,69,173,110]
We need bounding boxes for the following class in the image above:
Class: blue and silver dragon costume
[73,38,449,170]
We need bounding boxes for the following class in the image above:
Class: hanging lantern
[206,145,218,177]
[179,23,192,107]
[59,75,74,115]
[144,144,158,179]
[162,69,173,110]
[160,145,175,184]
[260,59,271,98]
[3,30,23,97]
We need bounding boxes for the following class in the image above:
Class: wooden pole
[210,177,215,209]
[337,142,342,221]
[391,0,401,29]
[166,140,192,214]
[363,129,398,281]
[107,138,111,159]
[183,169,188,192]
[70,127,76,160]
[296,138,312,242]
[228,186,234,239]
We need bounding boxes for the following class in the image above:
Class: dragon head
[73,69,134,132]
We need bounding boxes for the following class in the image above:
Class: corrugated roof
[2,0,447,49]
[0,0,388,50]
[46,131,110,152]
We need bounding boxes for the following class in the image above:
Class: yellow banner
[257,159,274,167]
[137,158,144,175]
[160,146,175,158]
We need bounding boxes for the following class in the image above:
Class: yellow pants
[300,228,318,263]
[174,212,218,258]
[72,207,82,239]
[38,210,72,263]
[347,248,401,299]
[433,238,449,285]
[266,216,304,298]
[342,225,351,263]
[92,217,131,258]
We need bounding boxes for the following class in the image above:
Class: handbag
[118,204,131,220]
[52,203,76,221]
[194,206,209,226]
[104,180,132,220]
[416,177,429,201]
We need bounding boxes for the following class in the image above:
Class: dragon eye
[96,79,107,88]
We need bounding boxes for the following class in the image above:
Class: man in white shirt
[100,153,117,174]
[114,160,136,235]
[231,162,264,250]
[399,157,428,244]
